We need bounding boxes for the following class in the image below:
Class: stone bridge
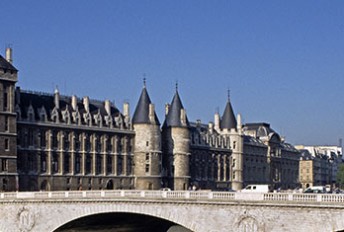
[1,190,344,232]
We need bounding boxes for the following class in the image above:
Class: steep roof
[132,86,160,125]
[220,99,237,129]
[163,90,189,128]
[17,89,121,121]
[0,55,17,72]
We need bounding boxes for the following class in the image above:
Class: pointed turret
[163,85,189,128]
[220,95,237,130]
[132,80,162,190]
[132,82,160,125]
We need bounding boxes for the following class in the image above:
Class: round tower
[220,94,244,191]
[162,87,190,190]
[132,81,162,190]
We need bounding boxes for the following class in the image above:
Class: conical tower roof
[220,98,237,130]
[0,55,17,72]
[132,84,160,125]
[163,89,189,128]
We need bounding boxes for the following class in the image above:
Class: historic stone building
[0,49,301,192]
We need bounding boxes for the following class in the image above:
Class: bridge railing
[2,190,344,204]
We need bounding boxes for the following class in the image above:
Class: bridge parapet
[2,190,344,204]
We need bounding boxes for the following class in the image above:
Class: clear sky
[1,0,343,146]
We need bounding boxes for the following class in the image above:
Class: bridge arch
[53,212,193,231]
[50,203,196,232]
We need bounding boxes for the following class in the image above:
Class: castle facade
[0,48,300,192]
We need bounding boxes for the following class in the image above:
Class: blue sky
[1,0,343,146]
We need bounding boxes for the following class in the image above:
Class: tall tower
[162,86,190,190]
[0,47,18,191]
[220,95,243,191]
[132,81,162,190]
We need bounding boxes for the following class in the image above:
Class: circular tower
[162,87,190,190]
[132,82,162,190]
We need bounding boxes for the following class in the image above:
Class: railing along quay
[1,190,344,204]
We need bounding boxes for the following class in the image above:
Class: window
[4,139,9,151]
[1,159,7,171]
[41,154,47,172]
[3,88,8,111]
[107,156,112,173]
[85,154,91,174]
[75,154,81,173]
[145,164,150,174]
[40,130,46,147]
[64,153,70,173]
[96,155,102,174]
[52,131,58,148]
[52,153,59,173]
[117,155,123,175]
[4,116,9,132]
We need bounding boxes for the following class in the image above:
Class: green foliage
[336,163,344,189]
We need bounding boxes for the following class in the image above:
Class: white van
[241,184,270,193]
[303,186,326,194]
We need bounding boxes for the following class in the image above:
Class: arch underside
[53,210,194,232]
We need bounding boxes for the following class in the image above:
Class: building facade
[0,49,301,192]
[297,145,342,190]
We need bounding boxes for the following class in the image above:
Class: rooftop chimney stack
[6,47,13,64]
[71,95,78,111]
[105,100,111,115]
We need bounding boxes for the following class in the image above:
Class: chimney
[214,112,220,132]
[123,102,129,118]
[54,87,60,109]
[149,103,155,123]
[180,108,186,125]
[208,122,214,134]
[104,100,111,115]
[83,97,89,112]
[71,95,78,111]
[5,47,13,64]
[237,113,242,134]
[165,103,170,115]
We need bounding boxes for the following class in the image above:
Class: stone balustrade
[1,190,344,204]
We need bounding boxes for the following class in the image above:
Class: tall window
[64,132,70,150]
[75,154,81,173]
[1,159,7,172]
[107,155,112,174]
[64,153,70,173]
[145,153,150,174]
[117,155,122,175]
[96,155,102,174]
[41,154,47,172]
[3,87,8,111]
[4,139,9,151]
[85,154,91,174]
[4,116,9,132]
[40,130,46,147]
[52,152,59,173]
[52,130,58,148]
[28,154,35,172]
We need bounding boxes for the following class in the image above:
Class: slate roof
[163,91,189,128]
[17,89,121,121]
[0,55,17,72]
[132,86,160,125]
[220,100,237,129]
[244,123,276,137]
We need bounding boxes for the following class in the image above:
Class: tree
[336,163,344,189]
